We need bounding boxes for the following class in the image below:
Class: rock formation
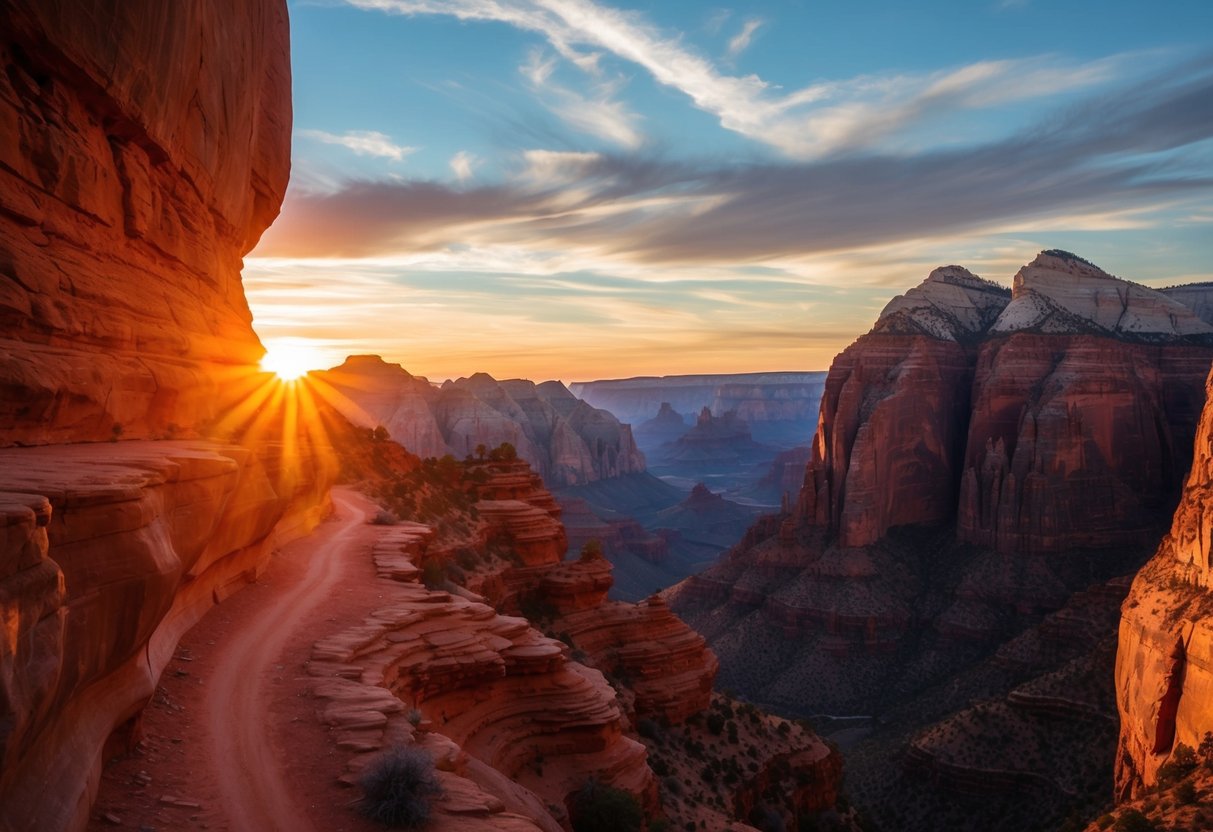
[314,357,646,487]
[634,402,690,448]
[670,252,1213,828]
[0,4,340,830]
[1114,363,1213,798]
[0,0,290,446]
[570,372,826,432]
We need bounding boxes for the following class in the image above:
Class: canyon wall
[673,250,1213,716]
[315,356,646,487]
[0,0,290,446]
[0,4,343,830]
[1114,364,1213,798]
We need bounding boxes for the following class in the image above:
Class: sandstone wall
[1115,364,1213,798]
[0,0,291,445]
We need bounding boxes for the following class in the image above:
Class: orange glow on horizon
[260,339,329,381]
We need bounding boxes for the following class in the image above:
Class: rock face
[0,441,333,831]
[315,357,646,487]
[1114,364,1213,798]
[0,4,342,830]
[672,251,1213,728]
[634,402,690,447]
[0,0,290,446]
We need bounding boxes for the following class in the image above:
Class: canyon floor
[86,487,390,832]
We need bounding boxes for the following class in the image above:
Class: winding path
[205,487,371,832]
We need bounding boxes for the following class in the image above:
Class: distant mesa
[634,402,691,447]
[571,371,827,448]
[314,355,645,487]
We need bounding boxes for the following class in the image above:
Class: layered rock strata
[0,441,332,831]
[673,253,1213,707]
[0,0,290,445]
[315,357,646,487]
[1115,364,1213,798]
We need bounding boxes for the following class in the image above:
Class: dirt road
[206,487,370,832]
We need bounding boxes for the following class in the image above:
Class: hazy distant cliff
[315,355,646,486]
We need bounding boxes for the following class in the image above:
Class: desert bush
[1176,779,1198,804]
[355,745,442,828]
[570,780,642,832]
[1113,810,1156,832]
[638,718,663,742]
[371,510,398,526]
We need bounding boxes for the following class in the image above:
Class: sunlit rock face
[315,357,647,487]
[1115,365,1213,798]
[0,0,291,446]
[0,3,325,830]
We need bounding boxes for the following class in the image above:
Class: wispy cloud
[726,18,763,60]
[343,0,1128,158]
[450,150,478,181]
[520,49,644,148]
[257,58,1213,265]
[300,129,417,162]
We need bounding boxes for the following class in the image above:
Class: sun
[260,339,327,381]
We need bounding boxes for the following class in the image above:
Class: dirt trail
[205,487,371,832]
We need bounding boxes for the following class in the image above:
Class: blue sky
[247,0,1213,382]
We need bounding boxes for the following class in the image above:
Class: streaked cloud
[520,49,645,148]
[300,129,418,162]
[258,57,1213,264]
[726,18,763,60]
[343,0,1129,158]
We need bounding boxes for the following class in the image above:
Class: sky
[247,0,1213,383]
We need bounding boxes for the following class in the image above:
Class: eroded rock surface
[316,357,646,487]
[0,1,291,446]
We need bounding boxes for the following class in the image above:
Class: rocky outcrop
[634,402,690,448]
[673,252,1213,715]
[315,357,645,487]
[0,0,290,446]
[0,441,332,831]
[312,524,654,828]
[1114,364,1213,798]
[556,595,718,723]
[0,4,345,829]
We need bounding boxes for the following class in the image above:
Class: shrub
[1176,780,1198,804]
[355,745,442,828]
[1158,744,1197,785]
[579,539,605,562]
[372,510,398,526]
[421,560,446,589]
[638,718,663,742]
[1113,810,1156,832]
[570,780,642,832]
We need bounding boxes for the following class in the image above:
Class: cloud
[300,129,417,162]
[726,18,763,60]
[520,49,645,148]
[256,57,1213,265]
[450,150,478,181]
[343,0,1127,158]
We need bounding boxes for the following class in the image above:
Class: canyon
[0,4,848,831]
[314,356,646,488]
[670,253,1213,830]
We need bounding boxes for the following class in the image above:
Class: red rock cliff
[0,4,336,831]
[0,0,290,446]
[1115,364,1213,798]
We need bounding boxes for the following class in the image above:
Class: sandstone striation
[315,357,645,487]
[0,0,291,446]
[671,252,1213,830]
[0,441,333,831]
[1114,364,1213,798]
